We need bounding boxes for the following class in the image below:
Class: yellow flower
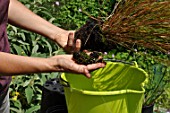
[12,96,18,101]
[15,91,20,96]
[12,76,15,79]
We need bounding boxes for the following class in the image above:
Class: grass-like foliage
[102,0,170,54]
[75,0,170,66]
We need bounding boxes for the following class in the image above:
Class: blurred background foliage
[7,0,169,113]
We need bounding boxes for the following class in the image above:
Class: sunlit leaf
[25,86,33,104]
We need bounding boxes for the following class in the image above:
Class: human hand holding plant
[8,0,81,54]
[54,31,81,53]
[50,54,106,78]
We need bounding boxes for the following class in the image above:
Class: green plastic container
[61,62,148,113]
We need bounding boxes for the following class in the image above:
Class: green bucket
[60,62,148,113]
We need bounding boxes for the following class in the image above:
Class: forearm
[8,0,68,42]
[0,52,105,77]
[0,52,56,76]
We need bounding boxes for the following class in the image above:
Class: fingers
[55,54,105,78]
[75,39,81,52]
[67,32,74,49]
[66,32,81,53]
[72,65,91,78]
[84,68,91,78]
[77,63,106,78]
[87,63,106,71]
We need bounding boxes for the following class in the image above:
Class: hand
[54,31,81,53]
[64,32,81,53]
[50,55,106,78]
[8,0,80,53]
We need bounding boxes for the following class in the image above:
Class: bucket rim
[64,87,145,95]
[61,61,147,96]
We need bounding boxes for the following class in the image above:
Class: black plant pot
[45,105,67,113]
[40,78,68,113]
[142,104,154,113]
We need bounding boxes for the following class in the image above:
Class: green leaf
[42,38,52,56]
[11,25,18,33]
[10,99,22,109]
[13,44,23,55]
[19,33,26,41]
[23,79,32,87]
[10,107,22,113]
[25,86,33,104]
[49,17,56,23]
[25,105,40,113]
[17,40,30,45]
[31,45,39,54]
[41,73,48,83]
[40,10,53,18]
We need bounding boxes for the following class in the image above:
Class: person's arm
[8,0,80,52]
[0,52,105,78]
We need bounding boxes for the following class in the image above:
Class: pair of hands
[51,32,106,78]
[7,0,105,77]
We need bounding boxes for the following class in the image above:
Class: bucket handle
[59,75,70,87]
[103,58,136,66]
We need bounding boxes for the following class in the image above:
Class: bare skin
[0,0,106,78]
[0,52,105,78]
[8,0,80,52]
